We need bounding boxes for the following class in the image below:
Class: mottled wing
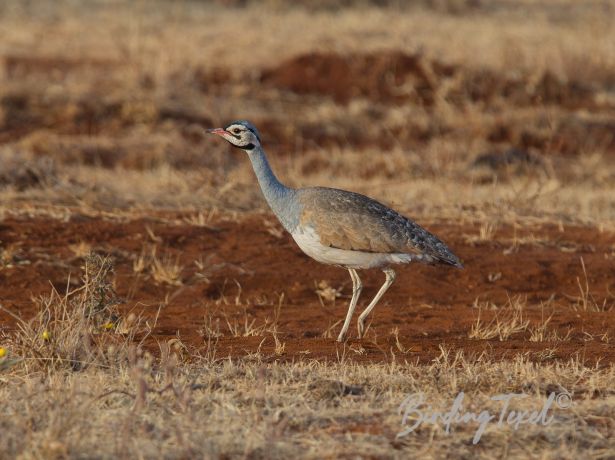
[298,187,462,267]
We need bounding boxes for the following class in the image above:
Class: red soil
[3,51,614,156]
[1,214,614,364]
[261,51,601,111]
[260,51,615,154]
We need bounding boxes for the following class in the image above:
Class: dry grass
[469,298,531,341]
[470,296,581,343]
[133,245,184,286]
[0,239,612,457]
[1,1,615,457]
[1,340,614,457]
[529,313,572,343]
[0,253,140,372]
[0,1,614,227]
[571,257,613,312]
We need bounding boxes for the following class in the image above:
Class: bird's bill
[206,128,227,136]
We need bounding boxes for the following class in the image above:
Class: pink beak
[206,128,227,136]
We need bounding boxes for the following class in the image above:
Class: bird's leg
[337,268,363,342]
[357,268,396,338]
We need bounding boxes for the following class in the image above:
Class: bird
[207,120,463,342]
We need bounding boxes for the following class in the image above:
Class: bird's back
[296,187,462,268]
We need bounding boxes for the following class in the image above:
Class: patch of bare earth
[1,214,613,364]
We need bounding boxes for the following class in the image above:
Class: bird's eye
[233,128,241,134]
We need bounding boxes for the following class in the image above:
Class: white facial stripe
[219,123,259,150]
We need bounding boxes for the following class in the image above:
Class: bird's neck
[246,146,297,231]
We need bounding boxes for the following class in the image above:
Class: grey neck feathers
[246,146,298,232]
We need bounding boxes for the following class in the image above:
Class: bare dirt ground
[1,213,614,364]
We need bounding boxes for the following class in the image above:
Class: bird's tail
[439,253,464,269]
[430,244,464,269]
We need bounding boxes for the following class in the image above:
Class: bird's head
[207,120,261,151]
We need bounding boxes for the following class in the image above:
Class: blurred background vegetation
[0,0,613,222]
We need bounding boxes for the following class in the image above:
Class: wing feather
[297,187,462,267]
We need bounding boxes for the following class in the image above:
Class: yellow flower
[0,347,6,358]
[42,331,51,341]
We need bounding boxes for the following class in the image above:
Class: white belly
[291,227,412,269]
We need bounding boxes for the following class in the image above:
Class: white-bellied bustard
[208,120,463,342]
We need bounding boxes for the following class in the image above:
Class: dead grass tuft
[469,297,530,341]
[133,245,184,286]
[0,253,141,372]
[571,257,613,312]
